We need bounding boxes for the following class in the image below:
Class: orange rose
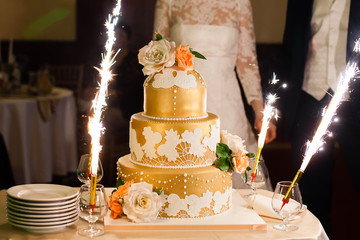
[175,44,194,70]
[109,180,134,219]
[232,152,249,174]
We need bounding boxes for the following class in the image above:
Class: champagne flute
[272,181,302,231]
[78,184,108,237]
[242,158,269,195]
[77,154,103,184]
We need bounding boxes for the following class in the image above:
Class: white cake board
[104,189,267,231]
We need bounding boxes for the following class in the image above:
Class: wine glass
[77,154,103,184]
[78,184,109,237]
[272,181,302,231]
[242,158,269,195]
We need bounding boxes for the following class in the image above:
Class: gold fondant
[130,113,220,167]
[143,67,207,118]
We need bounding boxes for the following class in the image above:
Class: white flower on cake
[202,124,220,152]
[152,68,197,89]
[122,182,164,223]
[220,130,248,155]
[142,127,162,159]
[157,129,181,162]
[138,39,176,75]
[181,128,206,157]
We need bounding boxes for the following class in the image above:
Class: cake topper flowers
[138,33,205,75]
[214,130,254,174]
[109,181,164,222]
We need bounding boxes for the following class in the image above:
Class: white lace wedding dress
[154,0,271,189]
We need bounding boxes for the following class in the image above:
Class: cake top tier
[138,34,207,119]
[143,66,207,119]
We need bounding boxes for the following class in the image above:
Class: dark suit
[282,0,360,237]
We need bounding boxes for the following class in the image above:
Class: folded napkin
[37,96,60,122]
[246,194,306,220]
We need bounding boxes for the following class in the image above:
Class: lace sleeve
[153,0,171,39]
[235,0,263,104]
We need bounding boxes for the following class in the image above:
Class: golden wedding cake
[116,37,232,219]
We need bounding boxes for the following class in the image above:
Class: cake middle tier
[130,112,220,168]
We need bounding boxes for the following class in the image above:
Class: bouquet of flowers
[109,180,164,223]
[214,130,254,176]
[138,33,205,75]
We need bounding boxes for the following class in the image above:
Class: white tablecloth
[0,87,78,184]
[0,189,329,240]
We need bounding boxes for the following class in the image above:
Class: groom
[281,0,360,237]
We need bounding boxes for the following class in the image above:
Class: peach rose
[175,44,194,70]
[232,152,249,174]
[109,180,134,219]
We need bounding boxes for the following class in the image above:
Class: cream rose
[122,182,164,223]
[138,39,176,75]
[220,130,248,155]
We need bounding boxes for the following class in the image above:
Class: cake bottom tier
[117,154,232,218]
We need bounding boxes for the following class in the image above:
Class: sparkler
[281,39,360,209]
[88,0,122,210]
[251,73,282,183]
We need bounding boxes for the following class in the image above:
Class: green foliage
[246,152,255,158]
[190,48,207,60]
[156,33,163,41]
[154,188,163,196]
[116,178,124,189]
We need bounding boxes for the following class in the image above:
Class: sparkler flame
[300,62,358,172]
[251,73,283,183]
[88,0,122,208]
[282,39,360,208]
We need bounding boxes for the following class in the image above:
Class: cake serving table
[0,188,329,240]
[104,190,266,231]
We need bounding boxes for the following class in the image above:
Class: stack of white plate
[6,184,79,233]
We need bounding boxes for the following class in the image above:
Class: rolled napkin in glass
[247,194,306,220]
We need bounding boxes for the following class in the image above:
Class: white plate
[6,206,78,218]
[7,184,78,202]
[7,210,79,223]
[6,202,77,214]
[6,193,78,206]
[7,213,79,226]
[7,217,78,234]
[6,196,78,210]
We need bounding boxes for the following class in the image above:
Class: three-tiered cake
[116,39,232,218]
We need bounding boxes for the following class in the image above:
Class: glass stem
[283,217,289,227]
[89,221,96,231]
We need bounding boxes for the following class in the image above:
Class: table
[0,188,329,240]
[0,87,78,184]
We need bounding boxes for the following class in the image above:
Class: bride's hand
[251,100,277,143]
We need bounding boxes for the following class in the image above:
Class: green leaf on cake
[216,143,231,158]
[116,178,124,189]
[190,48,207,60]
[154,188,163,196]
[214,157,230,171]
[246,152,255,158]
[156,33,163,41]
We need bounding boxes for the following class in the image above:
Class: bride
[153,0,276,189]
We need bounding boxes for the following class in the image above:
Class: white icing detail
[142,127,162,159]
[202,124,220,152]
[152,68,197,89]
[213,188,232,214]
[163,189,231,218]
[182,128,206,157]
[130,128,143,160]
[141,113,208,121]
[157,129,181,162]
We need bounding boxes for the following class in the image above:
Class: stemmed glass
[242,158,269,195]
[77,154,104,185]
[272,181,302,231]
[78,184,109,237]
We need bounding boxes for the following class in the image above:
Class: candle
[88,0,122,210]
[251,74,281,183]
[282,40,360,208]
